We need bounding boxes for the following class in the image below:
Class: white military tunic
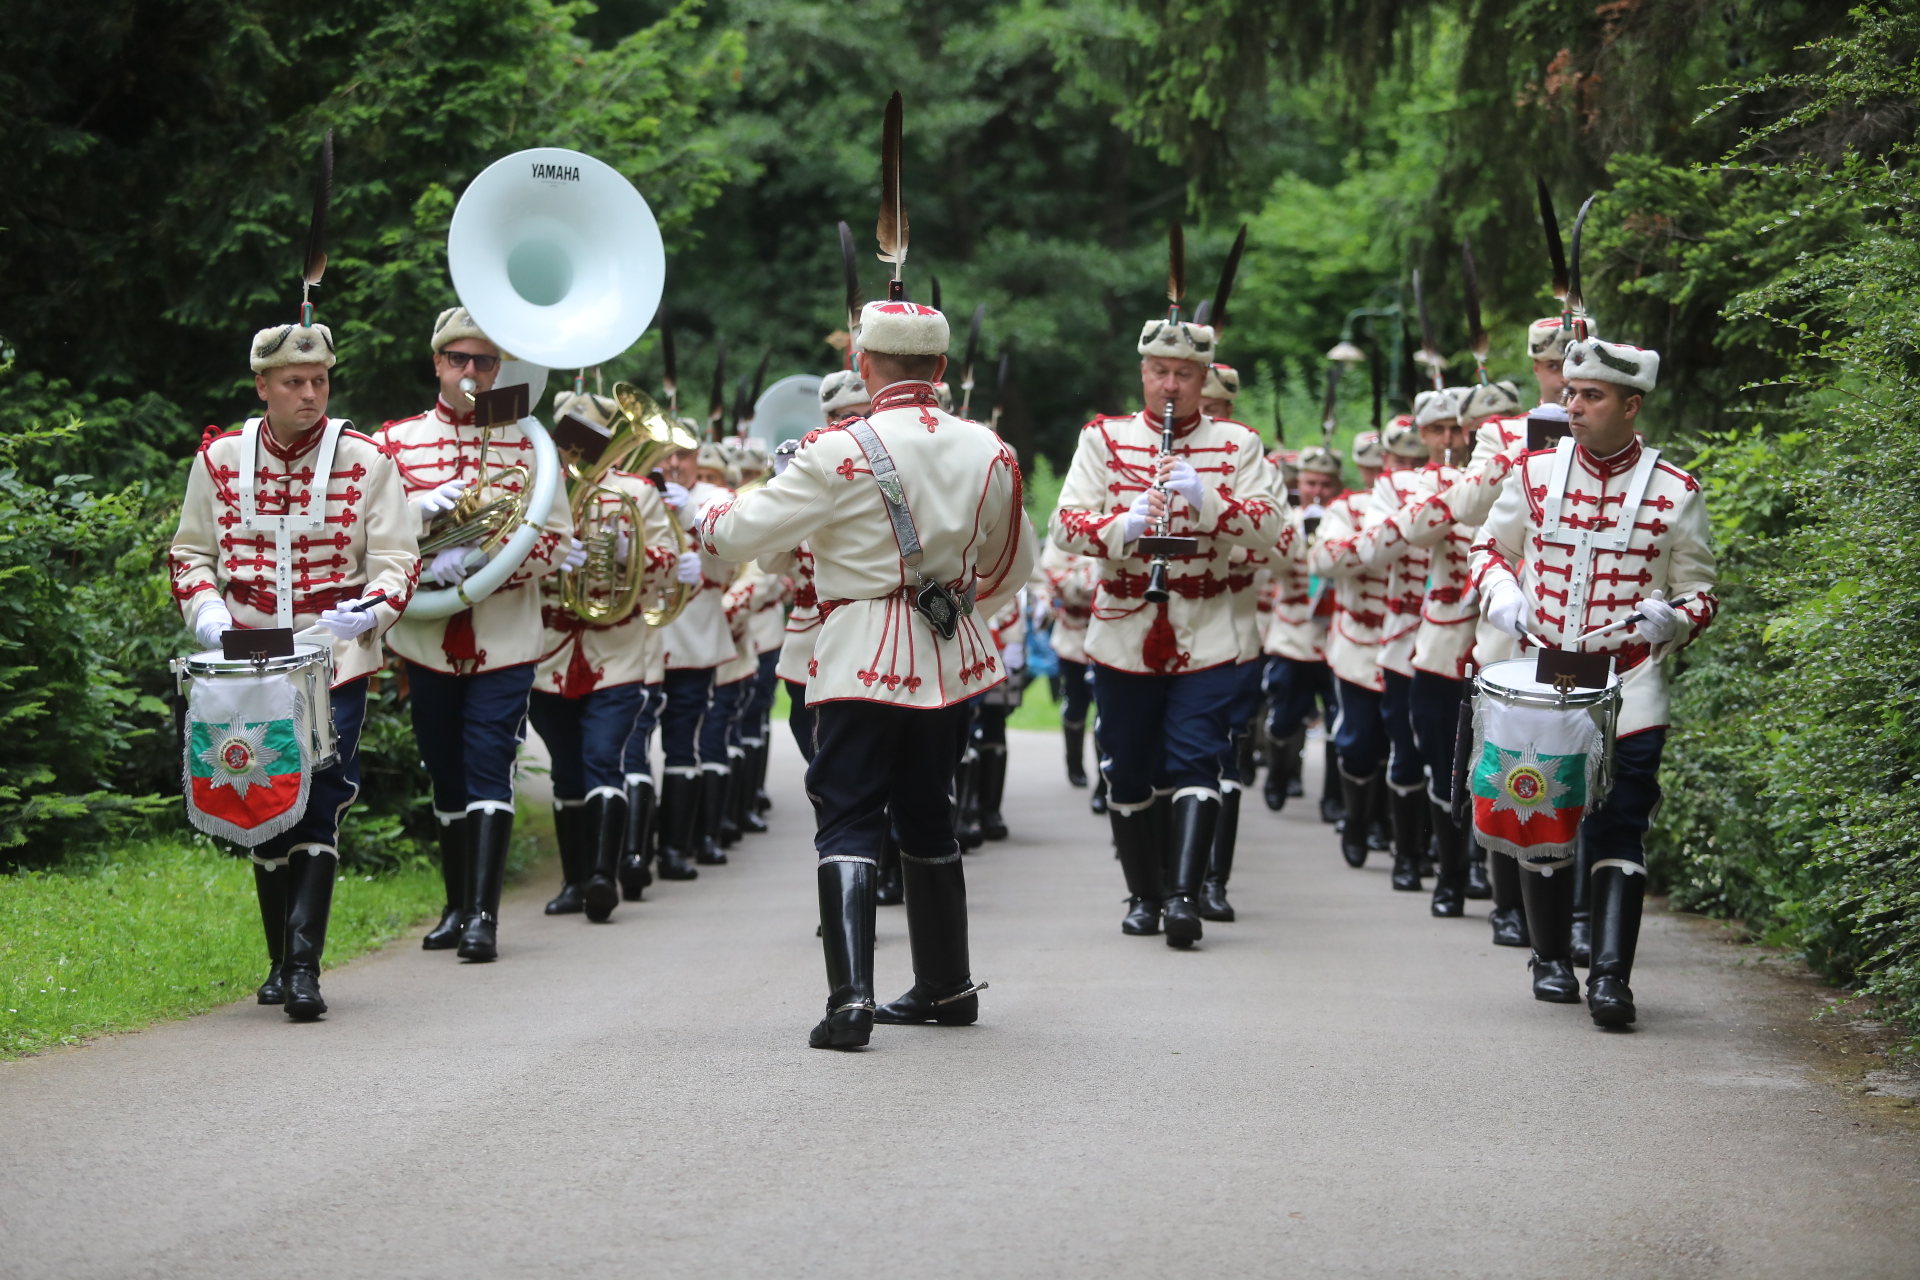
[170,419,420,686]
[1048,410,1282,675]
[1038,543,1097,665]
[377,397,573,674]
[1262,507,1329,664]
[699,382,1035,708]
[661,479,739,671]
[1470,435,1719,736]
[1309,487,1391,690]
[767,543,821,685]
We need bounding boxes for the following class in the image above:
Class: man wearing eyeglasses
[378,306,574,963]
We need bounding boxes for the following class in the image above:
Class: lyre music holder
[474,383,531,429]
[1535,648,1611,694]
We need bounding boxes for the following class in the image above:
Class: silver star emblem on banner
[1487,742,1572,826]
[196,722,282,799]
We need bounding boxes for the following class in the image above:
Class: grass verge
[0,836,445,1059]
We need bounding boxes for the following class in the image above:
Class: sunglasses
[440,351,501,372]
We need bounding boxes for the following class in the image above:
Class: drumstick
[1573,592,1698,646]
[293,591,390,642]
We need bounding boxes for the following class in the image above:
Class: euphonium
[419,400,533,559]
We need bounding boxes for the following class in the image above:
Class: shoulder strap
[844,417,924,570]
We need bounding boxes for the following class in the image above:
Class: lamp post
[1328,300,1408,417]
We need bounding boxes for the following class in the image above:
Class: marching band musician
[652,440,738,878]
[377,307,575,963]
[1309,429,1394,870]
[1261,445,1341,816]
[1037,543,1098,789]
[1049,313,1282,948]
[1369,407,1450,892]
[169,321,420,1019]
[739,442,788,823]
[526,389,687,923]
[699,299,1036,1049]
[1471,337,1717,1026]
[690,444,755,861]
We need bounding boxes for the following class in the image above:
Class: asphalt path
[3,726,1918,1278]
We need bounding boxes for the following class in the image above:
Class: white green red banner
[1469,696,1603,865]
[182,672,311,846]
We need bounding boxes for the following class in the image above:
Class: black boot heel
[809,1003,874,1049]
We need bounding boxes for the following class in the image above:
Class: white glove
[663,482,697,527]
[675,551,705,585]
[1301,503,1327,522]
[1632,589,1681,647]
[430,546,478,586]
[1001,640,1026,672]
[1031,598,1054,628]
[562,538,589,573]
[316,598,379,641]
[193,601,234,650]
[1485,578,1529,640]
[413,479,467,518]
[1164,458,1204,509]
[1121,489,1155,544]
[614,530,631,564]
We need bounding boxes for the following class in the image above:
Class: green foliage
[0,835,446,1058]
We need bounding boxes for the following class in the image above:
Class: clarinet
[1140,397,1198,605]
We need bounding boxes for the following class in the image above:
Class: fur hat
[552,390,618,430]
[1385,418,1427,459]
[1296,445,1341,477]
[734,438,771,475]
[1412,388,1460,429]
[250,323,336,373]
[1564,337,1659,394]
[1137,317,1217,365]
[696,442,731,475]
[1459,379,1524,423]
[1527,316,1599,362]
[1203,363,1240,402]
[432,306,495,354]
[857,301,950,356]
[819,369,872,416]
[1351,430,1386,470]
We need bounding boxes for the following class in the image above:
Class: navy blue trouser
[1583,728,1666,870]
[1265,656,1335,740]
[618,682,666,781]
[405,661,535,809]
[1381,669,1425,791]
[810,699,969,864]
[254,677,368,860]
[528,684,647,798]
[1408,670,1467,805]
[785,679,816,763]
[1058,658,1094,727]
[1216,657,1269,785]
[660,667,715,772]
[705,676,749,764]
[746,650,781,731]
[1094,661,1242,807]
[1332,677,1387,781]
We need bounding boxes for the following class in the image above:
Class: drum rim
[180,643,332,675]
[1475,656,1620,705]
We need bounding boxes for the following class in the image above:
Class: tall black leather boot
[1367,774,1392,852]
[283,847,336,1020]
[877,852,983,1024]
[1288,730,1307,797]
[582,789,626,923]
[1465,840,1492,899]
[1235,729,1257,801]
[1487,845,1531,947]
[1587,864,1646,1027]
[1063,719,1088,788]
[1389,785,1426,891]
[875,820,904,906]
[253,861,288,1004]
[1319,739,1345,824]
[695,766,729,865]
[1109,802,1165,935]
[1162,790,1219,949]
[1337,770,1374,867]
[544,802,588,915]
[738,745,768,834]
[978,742,1009,841]
[655,771,700,880]
[458,806,513,962]
[1264,728,1303,812]
[1089,771,1108,816]
[1570,834,1594,966]
[809,859,876,1049]
[619,774,654,901]
[717,751,745,848]
[1518,864,1579,1003]
[1199,783,1239,922]
[422,811,468,950]
[1428,800,1468,917]
[752,735,773,814]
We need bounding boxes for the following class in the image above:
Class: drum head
[1478,656,1619,699]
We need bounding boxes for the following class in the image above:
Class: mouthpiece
[459,377,478,395]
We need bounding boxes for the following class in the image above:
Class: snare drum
[172,643,338,769]
[1474,658,1621,793]
[1467,658,1623,866]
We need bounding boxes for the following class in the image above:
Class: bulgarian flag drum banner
[1468,696,1604,866]
[182,671,312,846]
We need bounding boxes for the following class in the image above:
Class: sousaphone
[408,147,667,619]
